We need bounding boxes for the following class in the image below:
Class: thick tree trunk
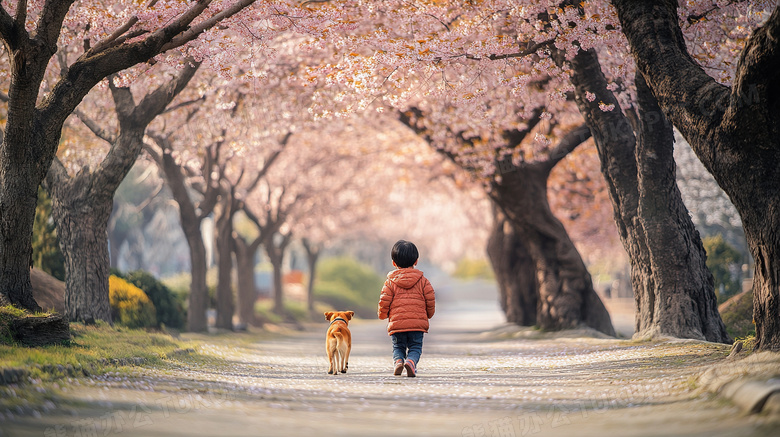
[633,74,730,342]
[566,45,730,343]
[0,173,41,312]
[486,207,537,326]
[233,236,261,328]
[612,0,780,350]
[491,164,615,336]
[397,109,605,333]
[214,203,235,330]
[48,171,113,323]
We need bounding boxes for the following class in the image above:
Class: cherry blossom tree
[611,0,780,349]
[398,103,614,335]
[47,62,198,323]
[299,0,739,342]
[144,84,288,330]
[0,0,313,312]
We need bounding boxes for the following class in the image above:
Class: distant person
[377,240,436,377]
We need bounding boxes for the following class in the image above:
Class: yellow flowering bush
[109,275,157,329]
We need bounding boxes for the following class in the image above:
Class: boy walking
[378,240,435,377]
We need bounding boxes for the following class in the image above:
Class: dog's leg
[335,348,343,375]
[327,339,335,375]
[343,342,351,373]
[337,342,347,373]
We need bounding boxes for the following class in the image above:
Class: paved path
[3,283,779,437]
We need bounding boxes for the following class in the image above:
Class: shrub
[719,289,754,340]
[109,276,157,329]
[453,258,495,281]
[703,234,742,303]
[314,257,384,318]
[315,281,375,318]
[124,270,186,329]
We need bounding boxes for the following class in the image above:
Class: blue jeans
[391,331,424,364]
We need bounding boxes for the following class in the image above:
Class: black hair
[391,240,419,268]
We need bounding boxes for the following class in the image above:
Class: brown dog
[324,311,354,375]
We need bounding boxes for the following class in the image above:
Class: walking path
[2,281,779,436]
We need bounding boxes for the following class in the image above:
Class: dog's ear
[346,311,355,320]
[324,311,333,321]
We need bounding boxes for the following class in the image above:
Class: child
[377,240,435,377]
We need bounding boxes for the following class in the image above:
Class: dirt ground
[2,280,779,437]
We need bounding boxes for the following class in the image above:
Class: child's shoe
[393,359,404,376]
[404,359,416,377]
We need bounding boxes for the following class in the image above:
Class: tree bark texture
[566,44,730,343]
[490,155,616,336]
[486,207,537,326]
[11,314,70,347]
[47,164,115,323]
[611,0,778,348]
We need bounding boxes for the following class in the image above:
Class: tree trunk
[185,225,209,332]
[486,207,537,326]
[233,235,261,328]
[48,170,113,323]
[264,233,292,316]
[0,173,41,312]
[270,251,284,315]
[565,44,730,343]
[150,143,212,332]
[633,73,730,342]
[302,239,321,315]
[491,163,615,336]
[214,202,235,331]
[611,0,780,350]
[397,109,605,333]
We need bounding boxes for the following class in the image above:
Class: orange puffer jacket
[377,268,435,335]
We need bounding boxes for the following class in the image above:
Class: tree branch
[37,0,78,50]
[162,96,206,115]
[73,108,117,144]
[14,0,27,28]
[85,16,141,57]
[726,6,780,130]
[160,0,256,52]
[611,0,729,161]
[543,124,591,169]
[0,6,14,45]
[132,60,201,126]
